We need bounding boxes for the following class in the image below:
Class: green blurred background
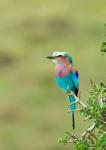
[0,0,106,150]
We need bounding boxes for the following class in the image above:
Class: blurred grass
[0,0,106,150]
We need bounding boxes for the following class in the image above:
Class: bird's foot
[68,100,79,106]
[67,109,81,113]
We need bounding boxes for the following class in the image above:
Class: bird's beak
[46,56,56,59]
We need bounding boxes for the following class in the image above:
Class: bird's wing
[71,70,79,96]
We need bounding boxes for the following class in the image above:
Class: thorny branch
[64,88,106,147]
[67,91,106,124]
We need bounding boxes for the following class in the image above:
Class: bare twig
[84,116,91,121]
[90,79,96,90]
[98,118,106,124]
[67,91,86,108]
[98,94,104,108]
[81,123,96,138]
[66,132,79,143]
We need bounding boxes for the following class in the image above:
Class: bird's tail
[68,95,76,130]
[72,111,75,130]
[68,95,76,111]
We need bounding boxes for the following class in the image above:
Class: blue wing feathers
[71,71,79,90]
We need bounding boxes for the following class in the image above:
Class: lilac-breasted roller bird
[46,51,79,130]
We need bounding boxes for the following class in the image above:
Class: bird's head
[46,51,73,64]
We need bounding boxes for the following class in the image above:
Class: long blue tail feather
[68,95,76,130]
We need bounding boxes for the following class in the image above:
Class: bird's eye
[58,55,62,57]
